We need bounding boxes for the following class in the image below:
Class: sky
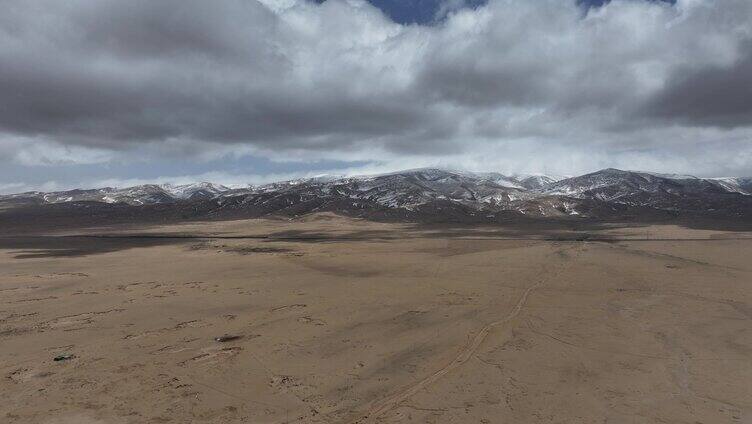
[1,0,750,193]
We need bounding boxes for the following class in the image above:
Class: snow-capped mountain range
[1,182,232,206]
[2,168,752,222]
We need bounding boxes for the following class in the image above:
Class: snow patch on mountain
[2,168,751,220]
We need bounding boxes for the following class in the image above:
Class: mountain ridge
[2,168,751,225]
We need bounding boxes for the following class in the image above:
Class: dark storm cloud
[0,0,277,145]
[644,40,752,128]
[0,0,751,177]
[0,1,417,145]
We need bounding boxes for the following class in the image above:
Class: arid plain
[1,214,751,423]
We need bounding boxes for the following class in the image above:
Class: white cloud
[0,0,751,184]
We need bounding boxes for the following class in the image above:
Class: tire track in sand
[352,245,580,424]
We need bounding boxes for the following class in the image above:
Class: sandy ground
[1,215,750,423]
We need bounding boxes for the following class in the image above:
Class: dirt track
[354,245,582,423]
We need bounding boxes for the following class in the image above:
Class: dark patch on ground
[190,242,294,255]
[0,236,189,259]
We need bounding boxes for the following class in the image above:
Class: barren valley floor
[1,216,750,423]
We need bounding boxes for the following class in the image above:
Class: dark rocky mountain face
[1,169,751,229]
[542,169,752,216]
[0,182,231,206]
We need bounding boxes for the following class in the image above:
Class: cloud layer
[1,0,751,187]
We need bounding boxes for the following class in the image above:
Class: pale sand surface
[1,215,750,423]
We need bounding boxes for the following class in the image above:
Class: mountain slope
[0,182,232,206]
[1,168,751,223]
